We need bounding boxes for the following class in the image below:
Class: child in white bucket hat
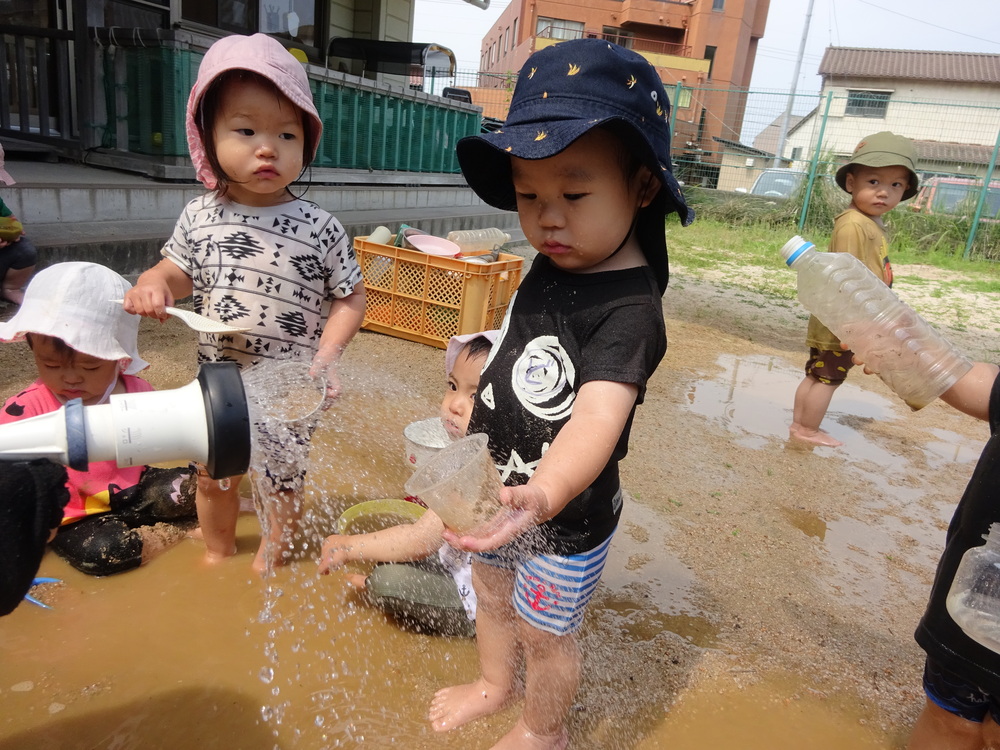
[0,143,37,304]
[0,262,196,576]
[123,34,365,573]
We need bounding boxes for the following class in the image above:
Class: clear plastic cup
[241,361,326,423]
[403,432,506,535]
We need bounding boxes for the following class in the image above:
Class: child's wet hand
[849,351,876,375]
[308,360,341,409]
[443,485,544,551]
[320,367,341,408]
[123,285,172,321]
[441,508,533,551]
[318,534,353,574]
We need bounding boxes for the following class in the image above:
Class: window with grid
[846,90,891,118]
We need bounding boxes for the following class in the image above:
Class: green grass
[668,187,1000,297]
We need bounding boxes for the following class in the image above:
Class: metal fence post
[798,89,835,232]
[963,125,1000,260]
[670,81,682,144]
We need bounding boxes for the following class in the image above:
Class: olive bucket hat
[835,131,919,200]
[456,39,692,294]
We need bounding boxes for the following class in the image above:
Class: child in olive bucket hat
[791,130,918,447]
[428,39,690,749]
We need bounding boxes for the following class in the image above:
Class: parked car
[749,168,806,199]
[910,176,1000,220]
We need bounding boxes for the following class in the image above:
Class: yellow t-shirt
[806,208,893,351]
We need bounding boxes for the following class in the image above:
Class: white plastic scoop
[111,300,252,334]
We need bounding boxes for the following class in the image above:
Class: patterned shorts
[804,346,855,385]
[475,530,616,636]
[923,657,1000,724]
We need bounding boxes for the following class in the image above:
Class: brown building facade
[473,0,769,185]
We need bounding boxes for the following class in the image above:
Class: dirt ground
[0,257,996,748]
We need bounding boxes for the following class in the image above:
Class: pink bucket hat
[186,33,323,189]
[0,143,15,186]
[445,330,499,377]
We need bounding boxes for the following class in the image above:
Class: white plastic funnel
[0,362,250,479]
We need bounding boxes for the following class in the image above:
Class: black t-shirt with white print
[468,254,666,556]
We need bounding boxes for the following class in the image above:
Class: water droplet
[314,714,325,727]
[259,667,274,684]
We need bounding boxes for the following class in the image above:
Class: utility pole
[772,0,815,167]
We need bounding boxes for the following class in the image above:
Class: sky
[412,0,1000,94]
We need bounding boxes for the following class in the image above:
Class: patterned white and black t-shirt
[162,194,362,368]
[468,255,667,556]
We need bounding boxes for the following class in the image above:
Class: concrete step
[4,159,525,275]
[27,207,524,276]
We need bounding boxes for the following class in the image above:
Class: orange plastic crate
[355,235,524,349]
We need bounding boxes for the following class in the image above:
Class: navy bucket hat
[456,38,692,293]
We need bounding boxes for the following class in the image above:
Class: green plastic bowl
[336,498,426,535]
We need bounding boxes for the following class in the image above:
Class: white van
[749,168,806,199]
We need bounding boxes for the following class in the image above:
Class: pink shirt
[0,375,155,524]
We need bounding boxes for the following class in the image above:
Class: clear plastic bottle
[781,235,972,410]
[947,524,1000,654]
[446,227,511,254]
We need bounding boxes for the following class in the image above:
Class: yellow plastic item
[0,217,23,242]
[336,498,427,535]
[355,234,523,349]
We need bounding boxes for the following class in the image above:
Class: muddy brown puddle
[0,352,982,748]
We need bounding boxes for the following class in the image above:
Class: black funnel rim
[197,362,251,479]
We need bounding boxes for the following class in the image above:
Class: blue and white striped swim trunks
[475,531,615,636]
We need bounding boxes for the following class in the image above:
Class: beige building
[782,47,1000,180]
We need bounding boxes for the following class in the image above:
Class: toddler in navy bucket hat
[457,37,692,294]
[430,39,690,748]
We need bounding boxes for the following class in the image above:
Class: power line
[857,0,1000,47]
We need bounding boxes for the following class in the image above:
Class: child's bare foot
[187,526,238,563]
[789,424,842,447]
[203,547,237,565]
[491,719,569,750]
[429,677,515,732]
[252,538,293,575]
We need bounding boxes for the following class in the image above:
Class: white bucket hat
[0,262,149,374]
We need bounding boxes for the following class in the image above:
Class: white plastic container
[947,524,1000,654]
[403,417,451,471]
[781,235,973,410]
[446,227,511,254]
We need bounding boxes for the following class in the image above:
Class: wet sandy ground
[0,269,992,749]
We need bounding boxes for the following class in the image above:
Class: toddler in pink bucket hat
[124,33,365,573]
[186,33,323,190]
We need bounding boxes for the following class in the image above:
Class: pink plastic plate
[406,234,461,257]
